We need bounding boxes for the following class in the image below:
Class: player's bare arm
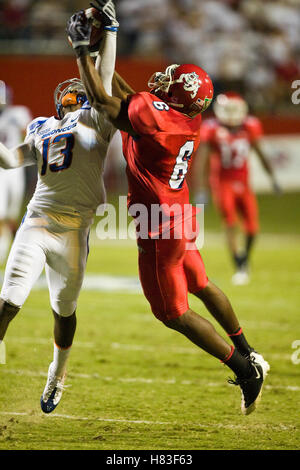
[77,54,135,134]
[252,139,281,193]
[112,71,136,99]
[196,142,211,190]
[112,73,128,101]
[193,142,211,204]
[67,8,136,135]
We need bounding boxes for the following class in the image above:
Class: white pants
[0,168,25,220]
[0,211,90,316]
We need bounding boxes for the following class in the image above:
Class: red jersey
[121,92,202,234]
[200,116,263,183]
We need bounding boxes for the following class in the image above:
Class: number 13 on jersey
[41,133,75,175]
[169,141,194,189]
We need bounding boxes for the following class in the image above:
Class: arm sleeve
[17,140,37,166]
[89,31,117,141]
[245,116,263,142]
[0,141,36,168]
[95,31,117,97]
[0,142,19,169]
[90,105,116,143]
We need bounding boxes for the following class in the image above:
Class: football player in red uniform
[66,4,270,415]
[195,92,280,285]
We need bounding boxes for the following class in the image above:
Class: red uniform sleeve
[199,119,217,143]
[244,116,263,142]
[127,92,167,135]
[127,91,202,137]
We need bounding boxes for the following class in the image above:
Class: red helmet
[148,64,213,117]
[213,91,248,126]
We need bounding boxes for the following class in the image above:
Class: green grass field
[0,192,300,450]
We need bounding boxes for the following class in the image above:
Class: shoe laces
[227,356,257,386]
[44,370,66,399]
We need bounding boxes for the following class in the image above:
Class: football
[85,7,105,47]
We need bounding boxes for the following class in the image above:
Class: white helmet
[54,78,87,119]
[213,92,248,127]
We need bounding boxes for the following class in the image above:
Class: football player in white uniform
[0,1,118,413]
[0,81,32,264]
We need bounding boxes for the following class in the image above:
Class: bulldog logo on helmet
[177,72,201,99]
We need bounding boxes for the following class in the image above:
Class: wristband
[104,26,118,31]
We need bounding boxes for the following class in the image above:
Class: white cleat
[40,362,66,414]
[249,350,270,375]
[231,270,250,286]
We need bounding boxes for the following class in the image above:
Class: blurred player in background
[195,92,281,285]
[67,3,270,416]
[0,81,32,264]
[0,11,117,413]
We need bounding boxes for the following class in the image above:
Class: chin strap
[148,64,179,94]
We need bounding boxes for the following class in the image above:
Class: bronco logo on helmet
[148,63,213,117]
[177,72,201,99]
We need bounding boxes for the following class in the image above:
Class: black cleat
[228,357,269,415]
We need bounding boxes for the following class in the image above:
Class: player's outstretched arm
[67,10,135,135]
[112,71,136,100]
[193,142,211,204]
[0,142,35,169]
[94,30,116,96]
[92,1,119,96]
[252,140,281,194]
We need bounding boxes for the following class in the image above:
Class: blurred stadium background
[1,0,300,200]
[0,0,300,451]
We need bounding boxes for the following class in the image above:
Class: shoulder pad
[27,117,48,135]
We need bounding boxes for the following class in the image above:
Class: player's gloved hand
[194,189,210,205]
[90,0,119,31]
[66,10,92,57]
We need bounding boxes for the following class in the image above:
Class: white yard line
[88,230,300,248]
[7,336,94,348]
[4,336,296,361]
[0,272,142,293]
[0,411,296,431]
[1,368,299,392]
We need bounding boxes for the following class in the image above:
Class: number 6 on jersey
[169,141,194,189]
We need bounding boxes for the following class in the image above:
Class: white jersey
[0,105,32,221]
[25,102,115,228]
[0,105,32,148]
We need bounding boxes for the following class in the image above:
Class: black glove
[66,10,92,56]
[90,0,119,30]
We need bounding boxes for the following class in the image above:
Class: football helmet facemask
[148,64,213,117]
[54,78,87,119]
[213,92,248,127]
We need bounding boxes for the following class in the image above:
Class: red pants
[213,180,258,234]
[137,232,208,322]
